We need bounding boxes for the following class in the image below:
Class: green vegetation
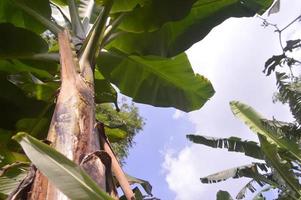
[187,14,301,200]
[96,101,144,164]
[0,0,273,199]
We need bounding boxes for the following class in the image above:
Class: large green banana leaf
[0,0,273,113]
[0,23,48,59]
[116,0,197,32]
[107,0,273,57]
[97,50,214,112]
[0,0,51,33]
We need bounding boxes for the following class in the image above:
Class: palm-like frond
[200,163,269,184]
[276,72,301,124]
[230,101,301,163]
[236,179,270,200]
[237,179,259,199]
[252,186,273,200]
[277,189,298,200]
[258,135,301,197]
[261,119,301,149]
[187,134,264,160]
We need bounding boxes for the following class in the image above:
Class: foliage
[200,162,269,184]
[189,101,301,199]
[13,132,114,200]
[96,50,214,111]
[96,100,144,163]
[0,162,30,199]
[0,0,273,198]
[125,174,152,196]
[216,190,233,200]
[187,135,264,160]
[107,0,273,57]
[275,72,301,124]
[230,101,301,162]
[187,12,301,199]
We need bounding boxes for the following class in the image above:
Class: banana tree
[186,21,301,198]
[188,101,301,199]
[0,0,273,199]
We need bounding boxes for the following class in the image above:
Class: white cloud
[162,1,301,199]
[162,145,258,200]
[172,110,185,120]
[162,146,203,200]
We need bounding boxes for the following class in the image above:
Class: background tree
[96,100,144,164]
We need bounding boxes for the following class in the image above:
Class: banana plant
[0,0,273,199]
[188,101,301,199]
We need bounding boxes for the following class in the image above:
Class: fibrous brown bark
[29,30,106,200]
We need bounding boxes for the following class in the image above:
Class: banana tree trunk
[28,30,107,200]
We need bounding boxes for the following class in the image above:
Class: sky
[124,1,301,199]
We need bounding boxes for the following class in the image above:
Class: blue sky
[123,1,301,199]
[124,106,193,199]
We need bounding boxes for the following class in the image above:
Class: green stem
[79,0,113,71]
[67,0,85,38]
[100,13,126,49]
